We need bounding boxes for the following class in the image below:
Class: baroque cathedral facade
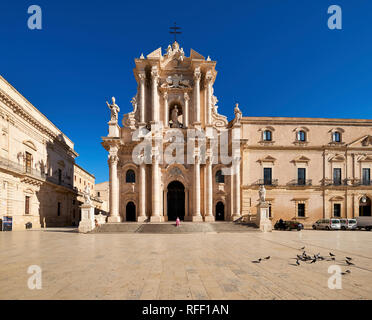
[102,41,372,227]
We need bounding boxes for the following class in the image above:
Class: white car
[312,218,341,230]
[340,218,357,230]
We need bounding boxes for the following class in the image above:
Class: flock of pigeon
[252,246,355,276]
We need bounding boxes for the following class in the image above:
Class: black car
[274,219,304,231]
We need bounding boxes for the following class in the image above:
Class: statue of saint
[171,106,180,128]
[234,103,242,124]
[259,185,266,203]
[84,185,91,204]
[106,97,120,122]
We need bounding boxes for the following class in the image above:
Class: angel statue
[106,97,120,122]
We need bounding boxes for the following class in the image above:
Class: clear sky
[1,0,372,182]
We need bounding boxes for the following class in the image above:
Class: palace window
[333,203,341,217]
[298,168,306,185]
[362,168,371,186]
[263,130,272,141]
[333,131,341,143]
[263,168,272,185]
[25,152,32,173]
[57,202,61,216]
[297,203,305,217]
[333,168,342,185]
[126,169,136,183]
[215,170,225,183]
[297,130,306,142]
[25,196,30,215]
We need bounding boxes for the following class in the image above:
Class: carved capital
[184,92,190,102]
[108,154,118,166]
[151,66,159,79]
[138,72,146,82]
[205,70,213,83]
[193,67,201,81]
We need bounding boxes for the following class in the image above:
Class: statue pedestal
[108,121,120,137]
[78,203,95,233]
[256,202,272,232]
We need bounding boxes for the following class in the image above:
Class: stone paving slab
[0,229,371,300]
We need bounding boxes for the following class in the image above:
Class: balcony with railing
[287,179,312,186]
[0,156,45,180]
[256,179,279,186]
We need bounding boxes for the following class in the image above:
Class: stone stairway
[92,222,258,234]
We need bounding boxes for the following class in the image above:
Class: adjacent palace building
[0,75,102,230]
[102,41,372,227]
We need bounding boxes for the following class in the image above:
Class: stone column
[138,162,146,222]
[151,150,162,222]
[205,154,214,221]
[205,71,213,126]
[151,66,159,123]
[184,92,189,128]
[163,92,169,127]
[232,158,241,220]
[192,153,203,221]
[193,67,201,124]
[108,153,121,222]
[139,72,146,124]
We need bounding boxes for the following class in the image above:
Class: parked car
[340,219,357,230]
[312,219,341,230]
[274,220,304,231]
[356,216,372,231]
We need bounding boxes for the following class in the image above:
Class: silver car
[312,218,341,230]
[340,218,357,230]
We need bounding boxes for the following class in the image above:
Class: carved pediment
[348,135,372,147]
[292,155,310,163]
[258,155,276,164]
[23,140,37,151]
[357,154,372,162]
[329,154,345,162]
[329,196,344,201]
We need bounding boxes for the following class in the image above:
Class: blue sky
[1,0,372,182]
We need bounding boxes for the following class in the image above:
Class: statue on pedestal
[106,97,120,122]
[234,103,242,125]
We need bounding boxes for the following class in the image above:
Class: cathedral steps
[92,222,258,234]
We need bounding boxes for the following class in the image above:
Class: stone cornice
[0,88,78,157]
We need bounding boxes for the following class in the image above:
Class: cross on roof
[169,22,182,42]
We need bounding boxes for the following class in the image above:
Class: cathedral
[102,41,372,227]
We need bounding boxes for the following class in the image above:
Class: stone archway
[167,181,185,221]
[216,201,225,221]
[126,201,136,221]
[359,196,371,216]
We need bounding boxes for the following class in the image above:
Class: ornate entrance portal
[126,202,136,221]
[216,202,225,221]
[167,181,185,221]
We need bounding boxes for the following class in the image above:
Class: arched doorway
[167,181,185,220]
[359,196,371,216]
[126,202,136,221]
[216,202,225,221]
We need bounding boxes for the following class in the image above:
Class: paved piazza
[1,229,372,300]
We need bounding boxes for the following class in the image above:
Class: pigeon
[264,256,270,260]
[330,257,336,261]
[345,270,351,274]
[252,260,260,263]
[296,259,300,266]
[310,258,317,264]
[346,257,352,261]
[300,246,305,250]
[329,252,335,257]
[345,260,354,266]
